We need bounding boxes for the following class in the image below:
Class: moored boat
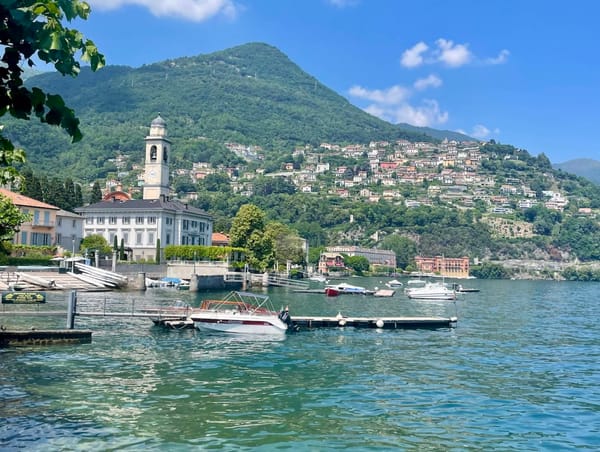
[324,282,374,296]
[385,279,403,288]
[189,291,291,335]
[405,281,456,300]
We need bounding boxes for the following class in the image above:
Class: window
[182,219,189,230]
[86,217,93,225]
[148,216,156,224]
[166,233,170,245]
[150,145,157,161]
[58,218,62,226]
[191,220,198,229]
[148,232,155,245]
[21,231,27,244]
[109,217,117,225]
[136,217,144,225]
[33,210,40,225]
[44,211,50,226]
[122,216,130,224]
[123,232,129,245]
[72,219,76,228]
[97,217,105,225]
[136,232,143,245]
[166,218,173,225]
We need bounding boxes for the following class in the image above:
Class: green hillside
[5,42,468,180]
[554,159,600,185]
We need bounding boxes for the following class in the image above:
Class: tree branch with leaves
[0,0,105,186]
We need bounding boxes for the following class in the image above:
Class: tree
[265,221,305,267]
[229,204,274,271]
[0,194,30,243]
[380,234,417,270]
[80,234,111,256]
[155,238,161,264]
[344,255,370,275]
[0,1,105,186]
[90,181,102,203]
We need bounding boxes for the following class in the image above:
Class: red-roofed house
[212,232,230,246]
[0,188,59,246]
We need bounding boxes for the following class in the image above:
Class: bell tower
[143,113,171,200]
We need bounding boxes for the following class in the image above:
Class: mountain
[6,42,473,180]
[553,159,600,185]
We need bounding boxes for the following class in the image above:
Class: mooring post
[67,290,77,329]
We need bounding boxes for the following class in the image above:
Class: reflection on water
[1,279,599,450]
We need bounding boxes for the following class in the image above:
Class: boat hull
[191,313,288,335]
[407,292,456,300]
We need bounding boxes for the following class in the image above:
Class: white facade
[55,209,84,252]
[80,198,212,260]
[77,115,213,261]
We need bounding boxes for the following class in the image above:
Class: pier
[0,291,458,346]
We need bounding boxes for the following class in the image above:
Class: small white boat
[405,281,456,300]
[189,291,291,335]
[385,279,403,288]
[308,274,328,283]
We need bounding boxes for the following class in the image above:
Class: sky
[68,0,600,163]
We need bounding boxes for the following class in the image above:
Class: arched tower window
[163,146,168,162]
[150,145,157,161]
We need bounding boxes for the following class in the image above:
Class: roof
[212,232,230,244]
[56,209,83,219]
[76,197,211,218]
[0,188,59,210]
[151,113,166,127]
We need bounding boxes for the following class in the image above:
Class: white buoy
[375,319,384,328]
[339,319,347,326]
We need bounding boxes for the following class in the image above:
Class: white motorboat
[308,274,328,283]
[405,281,456,300]
[189,291,291,335]
[385,279,403,288]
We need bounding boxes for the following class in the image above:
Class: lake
[1,278,599,450]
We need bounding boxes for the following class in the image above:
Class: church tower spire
[143,113,171,200]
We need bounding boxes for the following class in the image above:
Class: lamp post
[71,238,75,271]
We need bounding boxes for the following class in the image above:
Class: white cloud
[485,49,510,65]
[88,0,238,22]
[391,100,448,127]
[401,41,428,68]
[413,74,442,91]
[435,39,472,67]
[348,84,410,105]
[326,0,359,7]
[465,124,500,139]
[400,38,508,68]
[349,79,449,127]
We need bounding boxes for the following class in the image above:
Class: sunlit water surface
[1,278,599,450]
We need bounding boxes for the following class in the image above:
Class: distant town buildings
[414,256,470,278]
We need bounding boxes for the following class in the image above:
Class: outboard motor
[278,306,292,326]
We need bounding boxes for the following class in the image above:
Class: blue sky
[73,0,600,163]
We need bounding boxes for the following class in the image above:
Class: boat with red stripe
[189,291,291,335]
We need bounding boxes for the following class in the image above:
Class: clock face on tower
[149,170,156,181]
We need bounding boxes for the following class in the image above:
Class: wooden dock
[0,329,92,347]
[292,315,457,330]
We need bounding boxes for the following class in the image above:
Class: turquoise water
[1,279,599,450]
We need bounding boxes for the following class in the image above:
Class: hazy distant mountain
[554,159,600,185]
[6,42,474,179]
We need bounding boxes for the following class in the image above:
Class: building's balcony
[23,221,55,228]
